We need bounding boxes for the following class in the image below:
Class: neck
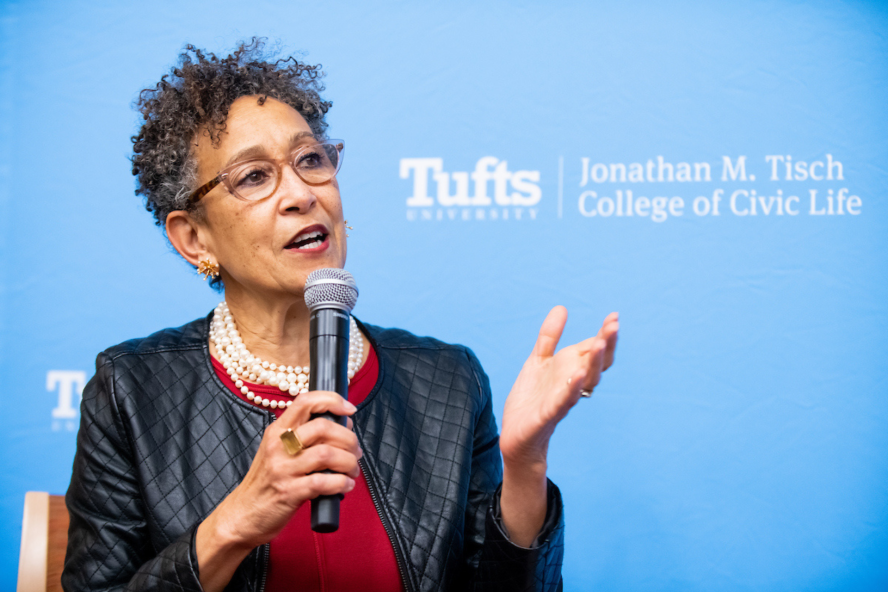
[216,285,312,367]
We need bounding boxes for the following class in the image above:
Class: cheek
[320,189,346,240]
[326,189,344,219]
[207,205,265,263]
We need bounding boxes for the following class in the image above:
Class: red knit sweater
[212,344,404,592]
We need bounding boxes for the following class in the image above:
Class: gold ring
[280,428,305,456]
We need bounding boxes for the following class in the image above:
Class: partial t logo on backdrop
[401,157,541,221]
[47,370,85,431]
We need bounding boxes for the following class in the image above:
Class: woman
[63,40,618,592]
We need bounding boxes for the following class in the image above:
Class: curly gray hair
[129,39,332,289]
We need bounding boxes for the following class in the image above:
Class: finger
[277,390,357,428]
[566,367,589,401]
[297,418,361,458]
[295,445,361,479]
[570,334,601,356]
[601,318,619,370]
[298,473,357,500]
[581,338,607,392]
[532,306,568,359]
[563,313,619,357]
[595,313,619,343]
[597,312,619,336]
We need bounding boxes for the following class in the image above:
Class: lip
[284,223,330,254]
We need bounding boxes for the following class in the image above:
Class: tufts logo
[400,157,541,221]
[47,370,86,431]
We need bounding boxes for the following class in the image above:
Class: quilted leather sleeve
[62,352,203,592]
[461,349,565,592]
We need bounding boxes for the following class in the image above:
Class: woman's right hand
[195,391,361,592]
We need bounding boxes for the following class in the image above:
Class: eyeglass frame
[187,139,345,204]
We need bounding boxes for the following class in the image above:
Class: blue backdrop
[1,1,887,590]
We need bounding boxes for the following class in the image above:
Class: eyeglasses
[188,140,345,204]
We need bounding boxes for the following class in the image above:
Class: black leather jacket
[63,315,564,591]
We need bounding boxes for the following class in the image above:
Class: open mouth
[286,229,328,251]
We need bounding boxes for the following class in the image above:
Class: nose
[275,163,317,214]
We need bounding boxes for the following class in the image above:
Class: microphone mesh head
[304,268,359,312]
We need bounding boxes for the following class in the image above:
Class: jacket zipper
[257,411,274,592]
[359,456,415,592]
[257,543,269,592]
[255,402,411,591]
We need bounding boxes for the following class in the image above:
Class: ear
[166,210,213,268]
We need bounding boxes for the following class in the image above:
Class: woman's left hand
[500,306,619,471]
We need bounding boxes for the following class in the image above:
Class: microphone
[304,268,359,533]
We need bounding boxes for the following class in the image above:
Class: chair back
[17,492,69,592]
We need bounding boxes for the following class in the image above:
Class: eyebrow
[222,131,320,169]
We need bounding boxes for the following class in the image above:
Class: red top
[212,344,404,592]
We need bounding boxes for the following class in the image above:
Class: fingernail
[344,401,357,413]
[346,477,356,491]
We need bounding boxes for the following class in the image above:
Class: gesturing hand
[500,306,619,470]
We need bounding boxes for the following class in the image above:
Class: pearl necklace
[210,301,364,410]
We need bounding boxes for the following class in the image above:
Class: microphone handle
[308,309,350,533]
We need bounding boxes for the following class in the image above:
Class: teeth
[288,229,326,251]
[297,230,323,241]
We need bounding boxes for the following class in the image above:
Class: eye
[231,162,275,189]
[295,147,328,169]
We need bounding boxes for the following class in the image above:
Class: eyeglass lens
[226,143,341,201]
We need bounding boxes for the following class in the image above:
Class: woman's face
[192,96,346,298]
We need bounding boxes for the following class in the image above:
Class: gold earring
[197,259,220,280]
[344,220,353,237]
